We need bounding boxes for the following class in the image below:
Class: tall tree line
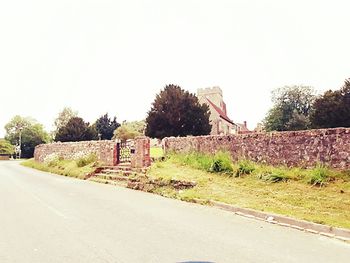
[264,79,350,131]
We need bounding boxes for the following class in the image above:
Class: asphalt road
[0,161,349,263]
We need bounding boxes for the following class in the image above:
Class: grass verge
[147,153,350,229]
[21,157,97,179]
[150,147,164,159]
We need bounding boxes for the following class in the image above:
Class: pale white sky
[1,0,349,137]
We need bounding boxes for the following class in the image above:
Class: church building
[197,87,249,135]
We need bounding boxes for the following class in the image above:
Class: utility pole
[18,127,23,159]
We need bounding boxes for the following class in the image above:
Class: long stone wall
[162,128,350,169]
[34,140,117,166]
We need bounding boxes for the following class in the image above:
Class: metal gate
[116,140,135,164]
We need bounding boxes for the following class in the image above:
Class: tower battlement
[197,86,225,113]
[197,86,223,98]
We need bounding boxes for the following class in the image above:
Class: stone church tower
[197,87,227,115]
[197,87,235,135]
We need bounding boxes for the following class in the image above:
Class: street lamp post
[18,127,23,159]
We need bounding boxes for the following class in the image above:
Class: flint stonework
[162,128,350,170]
[34,141,117,166]
[34,137,151,168]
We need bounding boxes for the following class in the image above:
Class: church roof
[206,98,235,125]
[236,123,250,132]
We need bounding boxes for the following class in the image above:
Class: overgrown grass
[169,152,344,186]
[76,154,97,168]
[22,158,98,179]
[169,151,234,174]
[235,160,255,177]
[306,165,331,186]
[147,152,350,229]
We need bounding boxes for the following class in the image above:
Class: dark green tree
[4,115,49,158]
[145,84,211,139]
[310,79,350,128]
[55,117,98,142]
[53,107,78,136]
[95,113,120,140]
[264,85,316,131]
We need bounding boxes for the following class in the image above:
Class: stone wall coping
[163,127,350,141]
[36,140,116,148]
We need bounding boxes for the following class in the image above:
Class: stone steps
[89,165,197,193]
[99,163,131,170]
[88,163,147,184]
[102,169,134,176]
[94,173,130,181]
[88,177,127,187]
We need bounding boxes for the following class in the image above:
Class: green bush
[235,160,255,177]
[257,171,288,183]
[209,152,233,174]
[210,159,224,173]
[307,165,330,186]
[76,154,97,167]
